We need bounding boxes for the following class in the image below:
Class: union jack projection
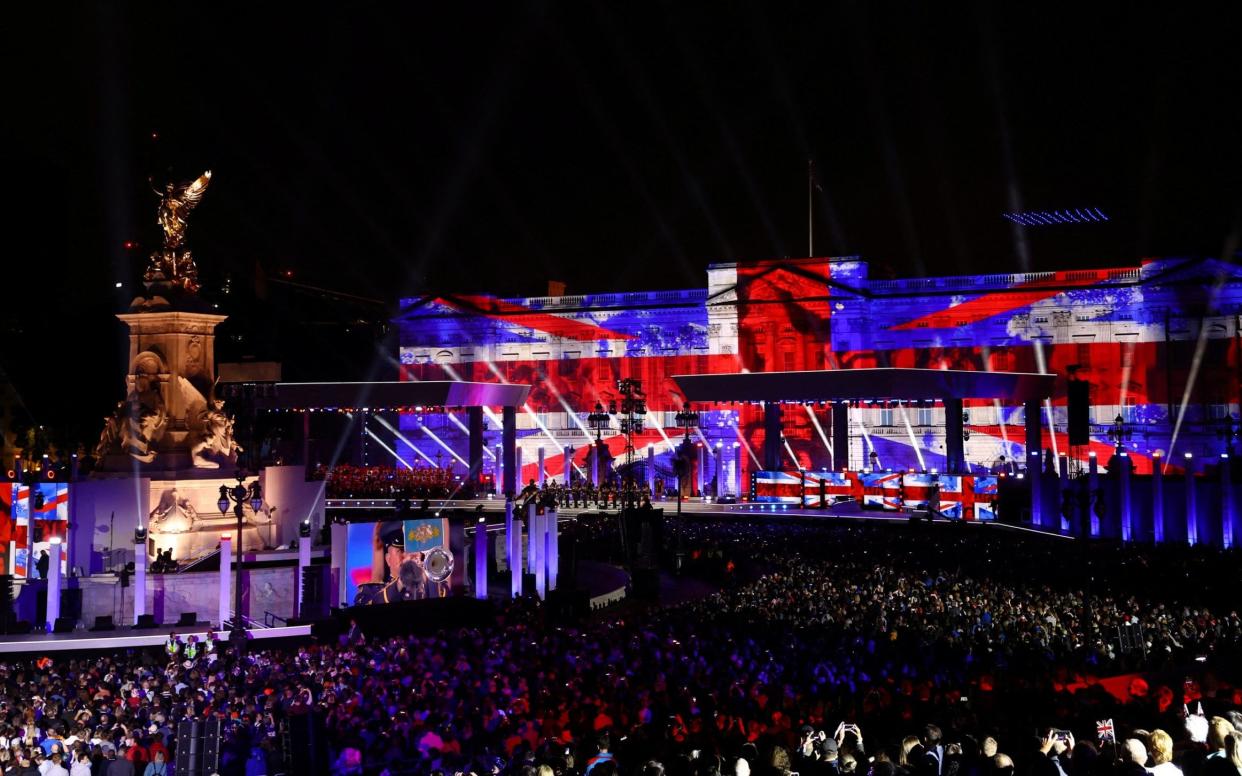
[394,256,1242,491]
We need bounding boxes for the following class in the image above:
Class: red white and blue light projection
[394,256,1242,493]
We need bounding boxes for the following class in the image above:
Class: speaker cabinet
[90,615,115,631]
[1067,380,1091,447]
[300,564,331,620]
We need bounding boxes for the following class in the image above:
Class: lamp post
[218,471,262,646]
[586,402,611,485]
[1107,414,1132,455]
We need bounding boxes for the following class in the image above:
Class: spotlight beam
[363,427,415,469]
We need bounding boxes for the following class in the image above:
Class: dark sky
[3,3,1241,443]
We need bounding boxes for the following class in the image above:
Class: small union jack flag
[1097,719,1116,743]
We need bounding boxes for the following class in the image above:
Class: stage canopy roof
[672,368,1056,404]
[261,380,532,411]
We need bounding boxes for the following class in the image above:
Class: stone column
[473,517,488,600]
[502,406,517,497]
[219,535,233,628]
[586,446,596,486]
[537,447,546,487]
[564,445,575,485]
[46,538,62,630]
[763,403,783,471]
[515,447,524,491]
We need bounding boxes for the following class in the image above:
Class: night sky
[3,3,1240,445]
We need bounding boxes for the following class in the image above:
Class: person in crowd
[1149,730,1183,776]
[139,750,165,776]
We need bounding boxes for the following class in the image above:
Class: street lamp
[218,471,262,646]
[586,402,611,443]
[1107,414,1132,453]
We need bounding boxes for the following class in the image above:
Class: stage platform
[0,623,312,654]
[329,496,1068,538]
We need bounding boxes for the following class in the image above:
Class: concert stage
[0,623,312,655]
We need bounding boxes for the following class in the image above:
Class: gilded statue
[144,170,212,294]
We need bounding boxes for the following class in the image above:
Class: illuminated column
[1152,452,1165,543]
[219,535,233,627]
[1087,452,1099,536]
[134,534,147,624]
[832,402,850,471]
[586,446,596,486]
[527,503,544,599]
[733,442,743,494]
[330,521,347,608]
[697,444,706,496]
[515,447,524,490]
[763,402,783,471]
[1058,454,1069,486]
[467,407,485,485]
[647,445,655,491]
[1221,453,1235,549]
[1119,451,1132,542]
[944,397,964,473]
[296,522,312,616]
[545,507,559,591]
[502,406,517,497]
[495,444,503,487]
[505,498,521,598]
[564,445,574,485]
[1185,453,1198,546]
[537,447,546,487]
[715,442,724,498]
[473,517,488,600]
[46,538,62,630]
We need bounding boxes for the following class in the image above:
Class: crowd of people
[313,465,459,499]
[1,519,1240,776]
